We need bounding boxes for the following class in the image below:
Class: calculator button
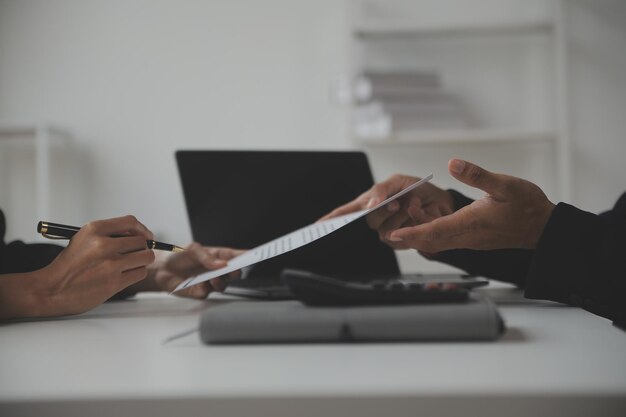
[442,283,459,291]
[424,283,441,290]
[370,281,387,290]
[388,282,406,290]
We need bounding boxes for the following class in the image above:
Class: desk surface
[1,286,625,417]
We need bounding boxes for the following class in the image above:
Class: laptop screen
[176,150,400,277]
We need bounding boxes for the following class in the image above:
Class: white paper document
[173,174,433,292]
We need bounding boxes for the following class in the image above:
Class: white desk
[1,287,625,417]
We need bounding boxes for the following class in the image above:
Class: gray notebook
[200,294,505,344]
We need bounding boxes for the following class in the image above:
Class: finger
[107,235,149,254]
[116,249,156,272]
[192,282,214,298]
[412,208,439,224]
[118,266,149,288]
[155,269,215,298]
[389,212,474,253]
[408,199,442,225]
[318,175,417,221]
[364,182,398,209]
[421,205,445,223]
[408,205,427,224]
[439,201,454,216]
[175,281,213,299]
[209,276,227,292]
[418,250,437,260]
[380,210,413,242]
[182,243,225,270]
[228,270,242,281]
[206,247,246,261]
[364,175,419,209]
[366,195,411,230]
[90,215,154,240]
[366,207,398,230]
[183,244,242,271]
[385,200,401,213]
[448,159,507,199]
[383,218,417,250]
[318,199,367,221]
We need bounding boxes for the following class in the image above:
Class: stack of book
[353,70,469,140]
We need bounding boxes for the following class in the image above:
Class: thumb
[366,175,418,209]
[448,159,506,198]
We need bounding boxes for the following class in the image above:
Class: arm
[0,210,246,319]
[0,241,64,274]
[390,160,625,325]
[524,196,626,326]
[0,215,155,319]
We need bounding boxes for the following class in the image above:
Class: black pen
[37,221,185,252]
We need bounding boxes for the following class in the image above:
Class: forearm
[0,241,64,274]
[525,202,626,325]
[0,261,158,319]
[432,248,533,287]
[0,270,47,320]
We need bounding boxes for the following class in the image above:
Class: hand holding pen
[39,218,244,298]
[12,215,158,318]
[1,215,246,320]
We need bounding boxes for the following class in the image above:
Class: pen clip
[41,233,69,240]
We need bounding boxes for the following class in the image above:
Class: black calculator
[281,269,470,306]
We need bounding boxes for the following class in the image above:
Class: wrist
[527,201,556,249]
[0,268,50,319]
[146,255,169,291]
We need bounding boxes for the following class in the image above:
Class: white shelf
[349,0,571,201]
[0,122,70,137]
[0,122,71,239]
[357,129,555,146]
[354,20,554,40]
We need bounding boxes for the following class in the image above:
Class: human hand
[388,159,555,251]
[150,243,246,299]
[319,174,454,249]
[29,215,156,317]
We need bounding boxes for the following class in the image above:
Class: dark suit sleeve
[0,241,65,274]
[524,194,626,326]
[0,209,64,274]
[428,191,626,326]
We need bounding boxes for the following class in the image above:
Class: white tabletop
[1,286,625,417]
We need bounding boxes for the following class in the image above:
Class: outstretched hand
[388,159,555,252]
[151,243,246,299]
[319,174,454,249]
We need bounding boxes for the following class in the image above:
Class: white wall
[0,0,351,244]
[1,0,625,274]
[565,0,626,212]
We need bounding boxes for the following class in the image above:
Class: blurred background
[1,0,625,273]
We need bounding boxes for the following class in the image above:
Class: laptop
[176,150,485,299]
